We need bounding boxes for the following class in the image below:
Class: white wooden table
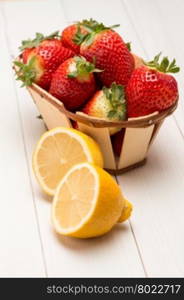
[0,0,184,278]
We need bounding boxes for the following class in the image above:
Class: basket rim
[13,57,178,128]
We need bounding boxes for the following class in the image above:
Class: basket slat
[118,124,155,169]
[28,87,72,129]
[77,122,116,170]
[118,113,158,169]
[148,119,164,149]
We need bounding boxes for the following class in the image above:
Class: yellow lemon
[32,127,103,196]
[52,162,132,238]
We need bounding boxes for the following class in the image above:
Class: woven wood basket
[13,60,177,174]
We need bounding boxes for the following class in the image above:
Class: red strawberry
[22,48,33,63]
[126,53,179,117]
[76,20,134,87]
[20,31,61,62]
[49,56,100,110]
[111,129,125,156]
[82,83,126,135]
[15,32,75,89]
[62,24,88,54]
[61,19,100,54]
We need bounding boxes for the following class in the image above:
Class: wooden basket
[13,60,177,174]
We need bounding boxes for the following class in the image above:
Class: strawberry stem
[102,83,126,120]
[126,42,131,51]
[145,53,180,73]
[73,26,88,45]
[14,57,37,86]
[19,31,60,51]
[73,19,120,46]
[80,18,119,33]
[68,56,102,80]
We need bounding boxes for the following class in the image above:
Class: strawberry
[15,32,75,89]
[111,129,125,156]
[82,83,126,135]
[49,56,100,110]
[75,20,134,87]
[20,31,61,62]
[22,48,33,64]
[126,53,179,117]
[61,19,101,54]
[62,24,88,54]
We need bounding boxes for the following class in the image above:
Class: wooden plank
[118,118,184,277]
[2,0,69,278]
[0,3,45,277]
[3,0,62,57]
[5,0,184,278]
[154,0,184,134]
[118,0,184,277]
[3,0,145,277]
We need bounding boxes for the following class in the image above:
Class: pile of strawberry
[15,19,179,156]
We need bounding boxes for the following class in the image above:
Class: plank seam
[0,2,48,277]
[154,0,184,139]
[120,0,184,277]
[128,221,148,277]
[114,177,146,276]
[118,0,153,277]
[59,0,70,23]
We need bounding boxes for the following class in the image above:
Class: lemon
[118,199,133,223]
[52,162,132,238]
[32,127,103,196]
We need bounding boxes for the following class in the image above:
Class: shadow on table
[54,223,129,251]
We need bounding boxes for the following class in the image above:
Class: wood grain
[1,0,145,277]
[1,0,183,277]
[0,2,45,277]
[120,0,184,277]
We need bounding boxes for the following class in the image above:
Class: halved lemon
[32,127,103,196]
[52,162,132,238]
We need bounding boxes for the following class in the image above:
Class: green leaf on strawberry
[80,18,119,33]
[103,83,126,120]
[145,53,180,73]
[14,56,37,86]
[68,56,102,81]
[82,82,127,123]
[73,19,120,46]
[19,31,60,51]
[73,26,89,45]
[126,42,131,51]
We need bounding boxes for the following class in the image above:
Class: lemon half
[32,127,103,196]
[52,162,132,238]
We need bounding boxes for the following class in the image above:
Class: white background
[0,0,184,277]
